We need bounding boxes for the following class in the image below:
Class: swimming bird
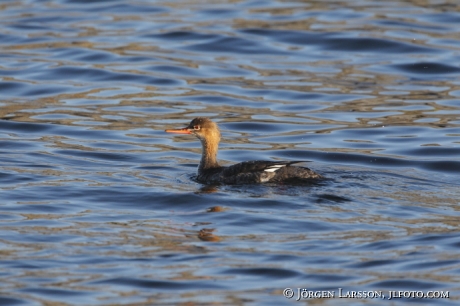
[165,117,322,184]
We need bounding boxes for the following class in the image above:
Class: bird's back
[196,160,322,184]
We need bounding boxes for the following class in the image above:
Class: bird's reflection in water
[196,185,219,194]
[207,206,226,213]
[198,228,221,242]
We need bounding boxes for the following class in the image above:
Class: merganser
[165,117,323,184]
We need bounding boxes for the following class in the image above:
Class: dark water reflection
[1,0,460,305]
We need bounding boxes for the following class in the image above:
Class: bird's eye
[193,125,200,130]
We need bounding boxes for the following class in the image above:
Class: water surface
[1,0,459,305]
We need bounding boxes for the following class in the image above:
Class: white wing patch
[264,164,286,173]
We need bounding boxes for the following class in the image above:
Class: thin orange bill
[165,128,191,134]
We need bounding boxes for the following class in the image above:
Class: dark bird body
[165,117,323,184]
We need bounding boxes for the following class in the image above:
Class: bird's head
[165,117,221,144]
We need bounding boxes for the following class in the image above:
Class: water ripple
[0,0,459,305]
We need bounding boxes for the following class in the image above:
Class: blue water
[1,0,459,305]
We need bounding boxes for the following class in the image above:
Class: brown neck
[199,138,220,171]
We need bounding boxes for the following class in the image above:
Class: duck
[165,117,322,184]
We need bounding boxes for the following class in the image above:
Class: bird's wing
[223,160,306,176]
